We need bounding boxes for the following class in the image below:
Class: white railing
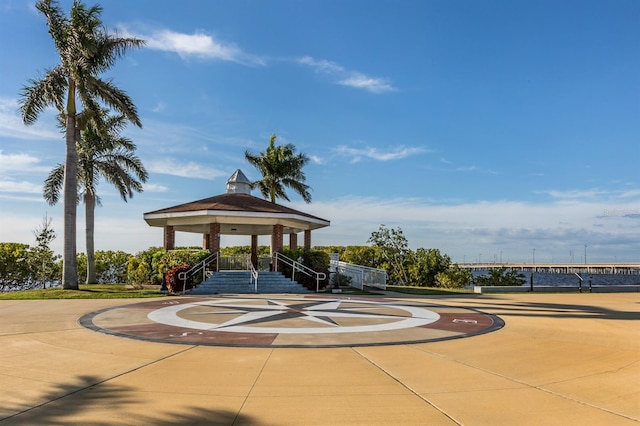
[274,252,326,293]
[331,260,387,290]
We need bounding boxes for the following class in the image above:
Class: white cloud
[334,145,427,163]
[132,28,264,66]
[297,56,396,93]
[147,158,228,180]
[309,155,325,165]
[0,150,51,174]
[338,73,395,94]
[0,179,42,194]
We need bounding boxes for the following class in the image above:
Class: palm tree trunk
[62,84,78,290]
[85,192,97,284]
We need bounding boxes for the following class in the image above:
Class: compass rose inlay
[147,298,440,334]
[81,297,504,348]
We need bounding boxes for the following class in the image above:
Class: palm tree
[44,113,148,284]
[19,0,144,289]
[244,134,312,204]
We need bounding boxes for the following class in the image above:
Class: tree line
[1,221,527,291]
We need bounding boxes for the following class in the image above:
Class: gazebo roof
[144,178,330,236]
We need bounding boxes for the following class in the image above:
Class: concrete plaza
[0,292,638,425]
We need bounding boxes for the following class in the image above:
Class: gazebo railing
[274,252,326,293]
[218,254,271,271]
[218,254,250,270]
[330,260,387,290]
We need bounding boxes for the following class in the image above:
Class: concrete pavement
[0,293,638,425]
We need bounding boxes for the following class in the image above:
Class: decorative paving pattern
[80,296,504,348]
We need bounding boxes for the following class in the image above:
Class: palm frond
[19,67,67,124]
[43,163,65,205]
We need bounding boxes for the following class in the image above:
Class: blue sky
[0,0,638,263]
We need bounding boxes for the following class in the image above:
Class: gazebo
[143,169,330,268]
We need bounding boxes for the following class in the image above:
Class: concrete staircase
[189,270,312,295]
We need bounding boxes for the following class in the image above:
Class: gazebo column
[206,223,220,272]
[289,232,298,250]
[207,223,220,254]
[251,235,258,268]
[304,229,311,251]
[271,224,284,271]
[202,233,210,250]
[163,226,175,251]
[272,224,284,253]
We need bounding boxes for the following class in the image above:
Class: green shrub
[0,243,33,290]
[279,249,329,290]
[435,265,472,289]
[126,247,210,285]
[407,248,451,286]
[77,250,130,284]
[474,267,526,286]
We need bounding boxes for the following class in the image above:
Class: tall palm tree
[19,0,144,289]
[44,114,147,283]
[244,134,312,204]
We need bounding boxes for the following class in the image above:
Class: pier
[457,262,640,275]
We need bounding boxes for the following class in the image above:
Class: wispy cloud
[539,188,640,201]
[0,150,51,174]
[543,189,611,200]
[297,56,344,74]
[128,28,265,66]
[143,183,170,192]
[338,73,395,94]
[147,158,228,180]
[334,145,427,163]
[0,97,60,140]
[309,155,325,165]
[151,101,167,113]
[297,56,396,93]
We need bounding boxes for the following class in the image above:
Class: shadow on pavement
[1,375,256,425]
[472,300,640,321]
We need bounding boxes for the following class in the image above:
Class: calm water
[472,271,640,287]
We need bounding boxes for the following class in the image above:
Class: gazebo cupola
[143,169,330,269]
[226,169,251,195]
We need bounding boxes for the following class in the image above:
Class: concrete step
[189,271,312,294]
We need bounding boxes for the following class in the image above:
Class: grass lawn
[386,285,474,296]
[0,284,166,300]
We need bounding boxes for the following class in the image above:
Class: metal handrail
[274,252,326,293]
[178,251,219,294]
[248,257,258,293]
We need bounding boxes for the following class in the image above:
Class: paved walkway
[0,292,638,425]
